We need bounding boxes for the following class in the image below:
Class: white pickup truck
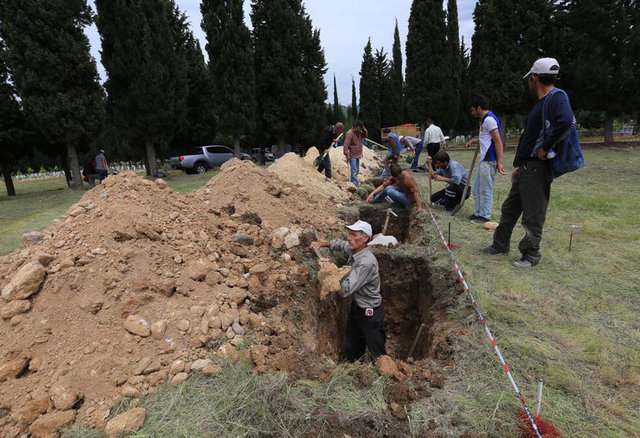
[169,145,252,174]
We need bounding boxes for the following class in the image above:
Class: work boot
[481,245,508,255]
[512,257,540,268]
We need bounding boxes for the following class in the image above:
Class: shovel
[451,145,479,216]
[369,208,399,247]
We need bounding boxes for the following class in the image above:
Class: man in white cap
[310,220,386,362]
[483,58,576,268]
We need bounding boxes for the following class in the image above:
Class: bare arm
[490,128,506,175]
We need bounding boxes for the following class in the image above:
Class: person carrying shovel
[427,150,470,211]
[310,220,387,363]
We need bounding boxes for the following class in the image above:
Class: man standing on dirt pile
[427,151,470,211]
[310,220,387,362]
[482,58,575,268]
[317,122,344,178]
[366,163,424,212]
[343,120,367,186]
[466,96,506,224]
[382,128,402,177]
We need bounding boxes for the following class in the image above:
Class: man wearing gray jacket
[310,220,387,362]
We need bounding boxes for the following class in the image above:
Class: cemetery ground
[1,147,639,437]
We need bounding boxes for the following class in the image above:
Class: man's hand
[318,257,331,270]
[392,153,398,160]
[345,154,350,163]
[537,148,548,160]
[511,169,517,182]
[310,241,322,250]
[465,138,477,149]
[497,162,507,175]
[417,206,425,212]
[366,193,375,203]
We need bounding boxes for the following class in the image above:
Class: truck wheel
[194,162,208,174]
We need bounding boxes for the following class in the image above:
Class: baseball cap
[345,220,372,237]
[399,135,404,141]
[523,57,560,79]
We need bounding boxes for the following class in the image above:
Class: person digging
[366,162,424,212]
[310,220,387,363]
[427,151,470,211]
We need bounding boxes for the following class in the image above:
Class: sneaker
[468,214,479,220]
[384,195,395,205]
[481,245,508,255]
[470,217,490,225]
[512,258,539,268]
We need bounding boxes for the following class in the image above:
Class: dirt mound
[0,169,335,436]
[304,145,382,181]
[192,159,344,230]
[0,161,462,437]
[268,153,352,202]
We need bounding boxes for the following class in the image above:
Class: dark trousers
[96,169,108,182]
[317,153,332,178]
[431,183,469,211]
[342,303,387,362]
[492,160,552,263]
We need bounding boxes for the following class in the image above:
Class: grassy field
[2,149,639,437]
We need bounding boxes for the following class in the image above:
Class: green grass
[4,149,640,436]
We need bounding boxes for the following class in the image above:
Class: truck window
[207,146,231,154]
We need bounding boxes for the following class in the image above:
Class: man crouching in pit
[310,221,387,362]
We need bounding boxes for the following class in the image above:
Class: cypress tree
[558,0,633,143]
[444,0,461,131]
[168,2,211,155]
[359,39,380,141]
[469,0,555,132]
[350,77,358,120]
[0,39,25,196]
[0,0,104,189]
[405,0,450,129]
[251,0,327,151]
[332,74,344,122]
[376,48,393,128]
[202,0,255,157]
[95,0,186,174]
[388,20,404,125]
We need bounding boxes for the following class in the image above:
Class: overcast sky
[85,0,477,105]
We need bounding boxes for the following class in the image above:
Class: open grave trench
[313,203,460,364]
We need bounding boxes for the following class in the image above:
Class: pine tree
[350,77,358,120]
[95,0,186,174]
[251,0,327,151]
[202,0,255,157]
[388,20,404,125]
[444,0,461,131]
[405,0,450,129]
[457,37,474,132]
[0,39,25,196]
[0,0,105,188]
[558,0,633,143]
[332,74,344,122]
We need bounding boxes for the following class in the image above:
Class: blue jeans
[410,141,424,168]
[373,186,411,206]
[350,157,360,186]
[472,161,497,219]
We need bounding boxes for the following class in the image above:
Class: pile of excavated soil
[303,145,382,181]
[268,153,352,202]
[0,159,461,437]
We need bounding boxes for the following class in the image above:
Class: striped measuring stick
[424,206,543,438]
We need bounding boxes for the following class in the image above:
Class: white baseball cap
[399,135,405,141]
[346,220,372,237]
[523,57,560,79]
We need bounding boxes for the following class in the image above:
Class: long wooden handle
[313,247,323,259]
[459,145,480,205]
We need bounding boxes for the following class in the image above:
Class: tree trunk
[1,162,16,197]
[604,112,614,144]
[66,144,83,189]
[146,140,158,175]
[62,160,72,188]
[499,114,507,145]
[233,136,241,158]
[278,138,285,158]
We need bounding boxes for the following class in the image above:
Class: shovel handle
[313,247,323,259]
